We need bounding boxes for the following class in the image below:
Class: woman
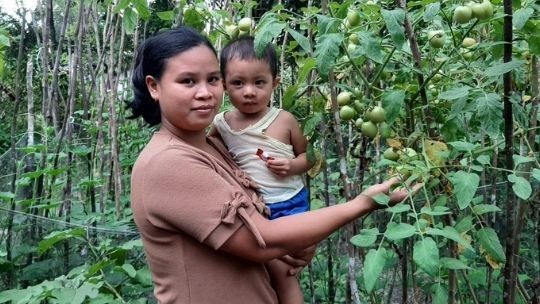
[129,27,418,304]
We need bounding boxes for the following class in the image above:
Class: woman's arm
[220,178,419,263]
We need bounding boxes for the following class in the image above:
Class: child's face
[146,45,223,135]
[223,58,279,115]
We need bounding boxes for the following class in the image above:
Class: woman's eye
[180,79,195,85]
[209,76,221,84]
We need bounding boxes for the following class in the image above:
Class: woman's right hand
[358,177,421,211]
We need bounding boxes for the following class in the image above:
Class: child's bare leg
[266,258,304,304]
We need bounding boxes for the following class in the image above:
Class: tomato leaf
[448,171,480,209]
[513,8,534,30]
[381,9,406,49]
[363,248,386,292]
[287,28,312,54]
[314,33,342,76]
[382,90,405,126]
[413,237,439,277]
[432,283,448,304]
[485,60,526,77]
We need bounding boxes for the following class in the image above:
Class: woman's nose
[195,84,212,99]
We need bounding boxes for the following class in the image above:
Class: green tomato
[383,148,400,161]
[379,123,394,139]
[225,24,239,39]
[353,99,365,113]
[337,92,352,106]
[427,30,445,49]
[461,37,477,48]
[461,48,473,60]
[400,148,418,161]
[349,33,360,45]
[339,105,357,121]
[479,1,494,19]
[347,10,361,27]
[238,17,253,32]
[355,117,364,130]
[347,43,357,54]
[367,106,386,123]
[453,5,473,24]
[360,121,378,138]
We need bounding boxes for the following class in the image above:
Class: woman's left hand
[279,245,317,276]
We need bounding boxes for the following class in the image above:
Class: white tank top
[213,107,305,204]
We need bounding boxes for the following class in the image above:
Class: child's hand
[266,158,293,177]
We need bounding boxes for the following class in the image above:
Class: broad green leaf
[316,14,341,35]
[363,248,386,292]
[382,90,405,126]
[38,228,86,255]
[51,288,78,304]
[420,206,451,216]
[386,203,410,213]
[454,216,473,233]
[350,228,379,248]
[0,191,15,201]
[314,33,342,76]
[532,168,540,182]
[183,8,205,33]
[508,174,532,200]
[385,222,416,241]
[122,263,137,278]
[381,9,406,49]
[136,267,154,286]
[73,282,100,303]
[372,193,390,206]
[133,0,150,20]
[156,10,174,21]
[254,20,285,57]
[283,84,299,109]
[413,237,439,277]
[114,0,131,13]
[425,227,472,250]
[473,204,501,215]
[423,3,441,22]
[448,141,477,152]
[287,28,312,54]
[297,58,316,83]
[0,34,9,47]
[303,113,323,136]
[439,86,470,100]
[358,31,384,63]
[476,155,491,165]
[476,93,503,137]
[440,257,471,270]
[432,284,448,304]
[477,227,506,263]
[448,171,480,209]
[485,60,526,77]
[513,155,536,167]
[513,8,534,30]
[120,239,142,250]
[123,7,138,35]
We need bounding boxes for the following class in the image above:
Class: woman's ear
[145,75,159,102]
[273,77,281,89]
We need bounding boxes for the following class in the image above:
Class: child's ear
[145,76,159,102]
[273,77,281,89]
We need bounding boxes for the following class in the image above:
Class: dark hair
[128,27,217,126]
[220,36,278,80]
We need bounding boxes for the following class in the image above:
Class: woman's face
[147,45,223,136]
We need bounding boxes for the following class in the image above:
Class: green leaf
[156,10,174,21]
[132,0,150,20]
[114,0,131,13]
[283,84,299,109]
[513,8,534,30]
[363,248,386,292]
[440,257,471,270]
[477,227,506,263]
[420,206,451,216]
[386,203,410,213]
[0,34,10,47]
[314,33,343,76]
[513,155,536,167]
[254,20,285,57]
[123,7,138,35]
[183,8,205,32]
[454,215,473,233]
[439,86,470,100]
[382,90,405,126]
[303,113,323,136]
[448,171,480,209]
[287,28,312,54]
[350,228,379,248]
[432,284,448,304]
[476,155,491,165]
[507,174,532,200]
[119,239,142,250]
[381,9,406,49]
[532,168,540,182]
[448,141,477,152]
[413,237,439,277]
[316,14,341,35]
[385,222,416,241]
[425,227,472,250]
[423,3,441,22]
[38,228,86,255]
[297,58,316,83]
[0,191,15,202]
[473,204,501,215]
[358,31,384,63]
[476,93,503,138]
[122,263,137,278]
[371,193,390,206]
[485,60,526,77]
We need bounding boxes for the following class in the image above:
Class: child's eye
[255,80,266,86]
[231,80,243,86]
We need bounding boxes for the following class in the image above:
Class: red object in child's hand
[256,148,274,161]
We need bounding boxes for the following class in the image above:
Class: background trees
[0,0,538,303]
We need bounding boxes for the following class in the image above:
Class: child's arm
[266,111,313,177]
[207,124,222,140]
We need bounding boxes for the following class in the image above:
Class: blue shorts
[267,188,309,220]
